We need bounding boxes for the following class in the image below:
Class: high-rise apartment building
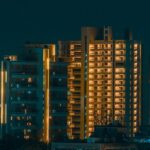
[0,44,57,143]
[0,55,43,140]
[0,26,142,143]
[59,27,142,139]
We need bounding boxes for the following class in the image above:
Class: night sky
[0,0,149,51]
[0,0,149,75]
[0,0,148,76]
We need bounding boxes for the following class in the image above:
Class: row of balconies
[68,105,81,110]
[89,80,113,84]
[91,106,125,109]
[69,100,80,104]
[88,52,126,57]
[89,61,113,66]
[88,87,125,91]
[68,111,80,116]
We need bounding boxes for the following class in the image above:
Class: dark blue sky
[0,0,149,53]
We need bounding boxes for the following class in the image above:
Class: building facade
[0,55,43,139]
[50,60,68,141]
[60,27,142,139]
[0,44,57,143]
[0,27,142,142]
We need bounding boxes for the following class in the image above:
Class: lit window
[134,110,137,114]
[133,104,137,109]
[134,116,137,121]
[115,44,120,49]
[89,81,94,85]
[89,110,94,114]
[88,127,94,132]
[97,93,102,96]
[89,69,94,73]
[115,98,123,103]
[89,104,94,108]
[89,122,94,126]
[134,68,138,73]
[115,56,125,62]
[134,87,137,91]
[89,116,94,120]
[134,92,137,97]
[115,104,121,109]
[115,68,125,73]
[115,50,125,55]
[134,44,138,49]
[115,74,125,79]
[134,98,137,102]
[89,51,95,55]
[28,77,32,83]
[134,56,138,61]
[97,44,102,49]
[89,57,95,61]
[115,110,120,115]
[89,86,94,91]
[133,128,137,133]
[108,44,112,49]
[134,80,137,85]
[134,63,138,67]
[70,44,74,49]
[134,51,138,55]
[89,44,95,49]
[89,63,95,67]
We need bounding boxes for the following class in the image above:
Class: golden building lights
[43,44,56,143]
[0,27,142,142]
[66,27,142,139]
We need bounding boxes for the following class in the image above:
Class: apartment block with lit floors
[67,41,83,139]
[59,26,142,139]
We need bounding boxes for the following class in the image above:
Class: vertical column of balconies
[130,43,141,134]
[114,42,126,125]
[87,44,96,136]
[67,44,82,139]
[88,43,113,131]
[101,44,113,125]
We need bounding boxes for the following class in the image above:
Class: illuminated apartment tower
[62,27,142,139]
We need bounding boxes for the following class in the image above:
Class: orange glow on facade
[43,45,56,143]
[66,27,142,139]
[0,62,5,124]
